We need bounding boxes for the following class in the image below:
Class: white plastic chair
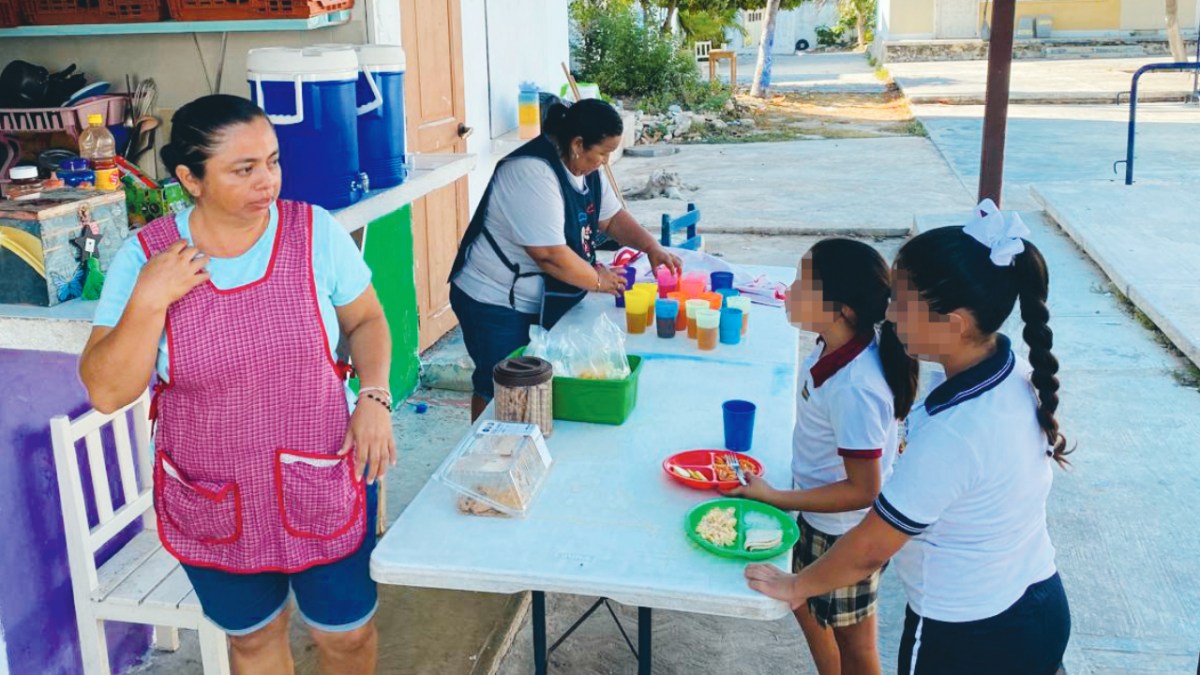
[694,40,713,62]
[50,391,230,675]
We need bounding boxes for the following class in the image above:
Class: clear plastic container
[78,114,119,190]
[518,82,541,140]
[437,421,553,517]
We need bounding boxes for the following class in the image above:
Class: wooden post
[978,0,1016,206]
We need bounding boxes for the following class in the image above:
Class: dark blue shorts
[181,483,378,636]
[450,282,538,400]
[899,572,1070,675]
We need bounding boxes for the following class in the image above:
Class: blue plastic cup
[711,271,734,291]
[656,299,680,338]
[720,308,743,345]
[614,266,638,307]
[723,400,756,452]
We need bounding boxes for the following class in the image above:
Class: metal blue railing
[1115,59,1200,185]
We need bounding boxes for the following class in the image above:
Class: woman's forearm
[531,247,600,291]
[345,314,392,389]
[79,295,167,413]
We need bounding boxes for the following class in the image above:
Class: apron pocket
[275,449,361,540]
[156,452,242,545]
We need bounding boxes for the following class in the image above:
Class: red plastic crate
[0,0,20,26]
[166,0,350,21]
[21,0,164,24]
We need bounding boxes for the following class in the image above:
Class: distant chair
[694,41,712,62]
[50,392,231,675]
[661,203,703,251]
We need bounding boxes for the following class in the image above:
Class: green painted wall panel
[360,205,420,399]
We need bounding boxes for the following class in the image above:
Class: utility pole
[978,0,1016,206]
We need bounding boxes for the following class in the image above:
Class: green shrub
[571,2,702,100]
[815,24,846,48]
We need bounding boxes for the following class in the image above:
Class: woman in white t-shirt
[728,239,917,675]
[449,99,680,419]
[747,205,1072,675]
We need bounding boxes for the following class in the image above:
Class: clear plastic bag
[526,314,631,380]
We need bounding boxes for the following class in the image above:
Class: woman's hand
[594,264,626,296]
[340,395,397,485]
[745,564,802,608]
[133,239,210,311]
[646,244,683,278]
[721,473,777,504]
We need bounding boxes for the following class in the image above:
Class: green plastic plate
[685,498,800,561]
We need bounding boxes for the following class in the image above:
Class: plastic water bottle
[518,82,540,140]
[78,114,120,191]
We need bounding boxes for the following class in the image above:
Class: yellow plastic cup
[624,290,650,334]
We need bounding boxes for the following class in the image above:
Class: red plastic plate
[662,450,763,491]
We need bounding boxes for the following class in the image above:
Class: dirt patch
[687,89,926,143]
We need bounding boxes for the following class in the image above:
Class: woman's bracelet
[359,391,393,413]
[359,386,392,405]
[594,270,603,292]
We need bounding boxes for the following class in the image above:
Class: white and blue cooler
[247,46,366,210]
[354,44,407,190]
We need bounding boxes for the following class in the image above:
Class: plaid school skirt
[793,515,884,628]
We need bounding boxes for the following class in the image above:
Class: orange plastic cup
[702,292,724,311]
[668,292,689,331]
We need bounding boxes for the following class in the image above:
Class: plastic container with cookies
[436,421,553,518]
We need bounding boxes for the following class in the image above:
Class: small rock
[674,115,693,136]
[711,119,728,130]
[723,98,736,112]
[738,118,756,127]
[668,104,683,115]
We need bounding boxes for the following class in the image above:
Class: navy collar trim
[924,334,1015,416]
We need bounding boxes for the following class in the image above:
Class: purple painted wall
[0,348,150,674]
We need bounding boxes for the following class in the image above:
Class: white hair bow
[963,199,1030,266]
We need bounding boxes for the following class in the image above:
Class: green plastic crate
[509,348,643,425]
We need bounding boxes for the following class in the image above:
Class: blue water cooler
[354,44,408,190]
[247,47,366,210]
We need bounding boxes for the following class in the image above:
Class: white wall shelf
[0,10,350,38]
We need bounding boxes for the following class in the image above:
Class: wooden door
[401,0,470,351]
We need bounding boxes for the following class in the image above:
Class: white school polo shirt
[792,333,899,536]
[874,335,1058,623]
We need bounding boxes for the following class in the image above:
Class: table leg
[730,57,737,89]
[533,591,548,675]
[709,58,716,83]
[638,607,652,675]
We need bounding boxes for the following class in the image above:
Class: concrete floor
[611,137,972,236]
[890,57,1200,104]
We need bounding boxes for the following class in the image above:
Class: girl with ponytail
[728,238,917,675]
[745,202,1072,675]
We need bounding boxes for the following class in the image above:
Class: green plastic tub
[508,348,643,425]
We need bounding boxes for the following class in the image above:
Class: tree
[750,0,782,97]
[1165,0,1187,62]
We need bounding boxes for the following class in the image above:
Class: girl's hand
[339,394,397,484]
[722,473,776,504]
[645,244,683,278]
[133,240,210,311]
[745,564,802,608]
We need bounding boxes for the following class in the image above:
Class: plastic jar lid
[87,114,104,125]
[493,357,553,387]
[61,158,89,172]
[247,46,358,82]
[9,165,38,180]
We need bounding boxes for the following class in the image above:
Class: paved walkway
[891,57,1200,104]
[714,52,887,94]
[611,137,971,236]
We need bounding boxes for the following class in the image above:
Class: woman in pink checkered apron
[80,95,394,675]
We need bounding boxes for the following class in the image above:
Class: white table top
[372,265,800,621]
